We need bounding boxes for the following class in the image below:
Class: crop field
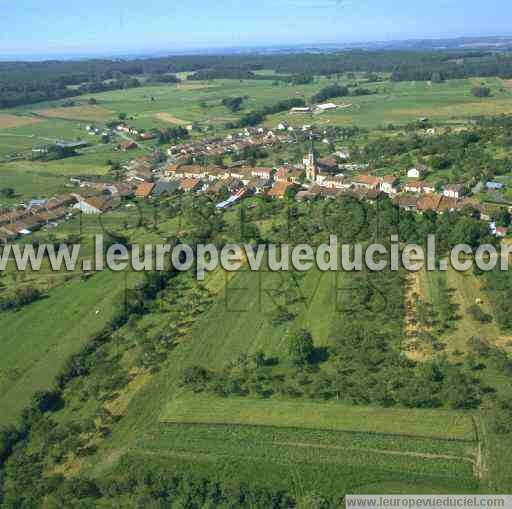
[33,105,115,122]
[162,395,476,440]
[0,114,42,129]
[154,112,189,125]
[133,396,478,498]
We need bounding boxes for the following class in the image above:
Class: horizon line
[2,33,512,63]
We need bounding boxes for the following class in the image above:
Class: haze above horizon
[1,0,512,59]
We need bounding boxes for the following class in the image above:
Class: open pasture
[273,78,512,128]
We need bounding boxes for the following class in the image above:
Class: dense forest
[2,49,512,108]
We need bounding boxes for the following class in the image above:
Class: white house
[251,167,274,180]
[320,175,350,190]
[290,107,311,114]
[404,181,436,194]
[443,184,465,200]
[379,176,399,195]
[336,148,351,160]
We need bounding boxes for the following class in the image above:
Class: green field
[134,396,478,498]
[3,76,511,138]
[417,265,509,355]
[0,269,134,425]
[162,395,475,440]
[132,422,478,498]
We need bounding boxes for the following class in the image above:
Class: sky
[1,0,511,58]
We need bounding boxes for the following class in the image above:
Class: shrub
[467,304,492,323]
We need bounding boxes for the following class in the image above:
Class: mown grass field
[177,265,345,362]
[162,395,475,440]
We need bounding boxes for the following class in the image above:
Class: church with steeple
[303,142,317,182]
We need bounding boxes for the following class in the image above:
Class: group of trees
[222,96,247,112]
[311,84,349,103]
[0,188,15,199]
[156,125,190,144]
[0,286,43,312]
[471,85,492,97]
[482,268,512,330]
[359,120,512,189]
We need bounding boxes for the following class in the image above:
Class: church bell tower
[303,138,316,182]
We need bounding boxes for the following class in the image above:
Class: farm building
[73,196,113,215]
[135,182,155,199]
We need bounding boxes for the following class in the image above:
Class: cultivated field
[33,105,115,122]
[2,75,507,135]
[134,395,479,498]
[154,112,189,125]
[0,114,42,129]
[162,394,476,440]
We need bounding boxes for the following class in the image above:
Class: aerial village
[0,119,510,244]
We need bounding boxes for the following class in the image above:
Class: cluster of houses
[3,133,510,244]
[123,151,509,237]
[166,127,299,160]
[0,195,76,244]
[0,178,140,243]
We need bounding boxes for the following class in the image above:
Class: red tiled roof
[135,182,155,198]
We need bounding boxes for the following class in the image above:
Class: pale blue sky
[1,0,511,57]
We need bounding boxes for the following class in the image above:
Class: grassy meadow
[0,269,133,425]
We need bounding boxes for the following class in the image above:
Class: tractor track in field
[272,441,475,464]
